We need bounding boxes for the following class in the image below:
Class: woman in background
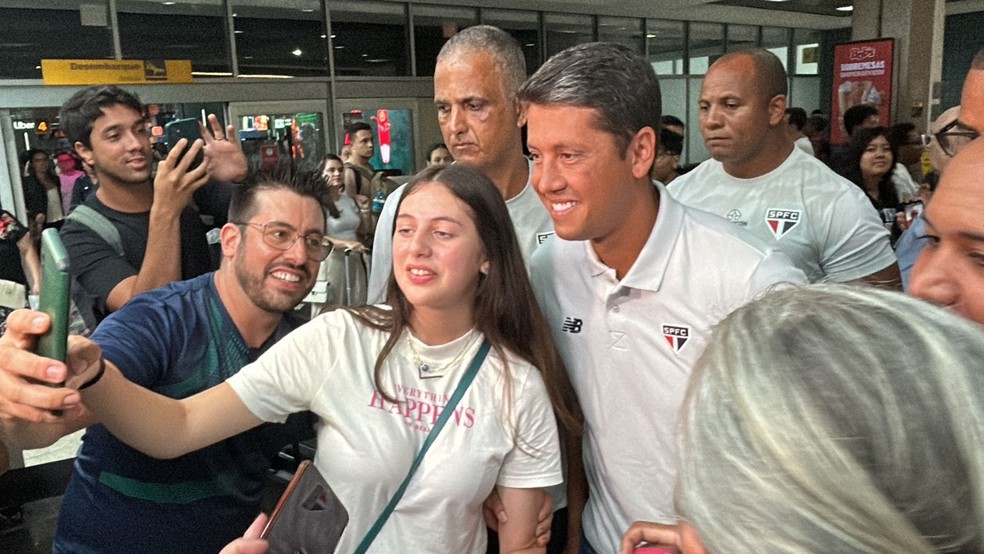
[319,153,371,305]
[839,127,903,241]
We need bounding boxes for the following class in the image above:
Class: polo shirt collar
[582,180,681,293]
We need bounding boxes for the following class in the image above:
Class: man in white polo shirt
[669,48,899,287]
[519,43,806,553]
[366,25,553,303]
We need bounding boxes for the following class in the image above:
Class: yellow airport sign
[41,59,192,85]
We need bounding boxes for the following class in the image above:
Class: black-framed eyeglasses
[921,120,980,157]
[233,222,333,262]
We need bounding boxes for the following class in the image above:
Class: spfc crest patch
[765,209,802,239]
[662,324,691,354]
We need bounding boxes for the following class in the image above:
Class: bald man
[668,48,899,287]
[895,105,961,289]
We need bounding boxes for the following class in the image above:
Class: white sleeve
[226,317,336,423]
[747,248,809,296]
[496,365,564,489]
[892,164,919,199]
[367,185,404,304]
[817,186,897,282]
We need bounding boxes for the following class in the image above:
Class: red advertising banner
[831,38,894,145]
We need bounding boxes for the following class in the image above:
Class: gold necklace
[406,329,479,379]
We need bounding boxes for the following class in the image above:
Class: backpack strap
[67,205,125,258]
[345,163,374,197]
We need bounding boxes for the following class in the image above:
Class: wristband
[79,357,106,390]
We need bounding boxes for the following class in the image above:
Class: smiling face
[393,182,488,325]
[230,189,324,315]
[526,103,654,248]
[434,50,521,172]
[859,134,893,181]
[698,55,784,175]
[908,140,984,325]
[74,103,152,188]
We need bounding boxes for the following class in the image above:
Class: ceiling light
[836,5,853,11]
[162,1,175,4]
[320,34,327,39]
[300,8,314,12]
[292,48,303,56]
[234,30,244,34]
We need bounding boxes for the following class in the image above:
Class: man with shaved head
[669,48,900,287]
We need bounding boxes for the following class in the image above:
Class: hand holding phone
[261,460,348,554]
[36,228,71,366]
[165,118,205,170]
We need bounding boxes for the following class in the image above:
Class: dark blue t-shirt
[55,273,308,554]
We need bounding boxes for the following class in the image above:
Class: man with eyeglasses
[896,48,984,290]
[0,173,330,553]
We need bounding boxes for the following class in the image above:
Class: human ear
[219,223,244,260]
[629,127,658,180]
[768,94,788,127]
[74,141,95,168]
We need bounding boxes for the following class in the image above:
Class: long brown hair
[345,164,582,436]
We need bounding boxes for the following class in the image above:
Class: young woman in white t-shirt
[71,164,582,553]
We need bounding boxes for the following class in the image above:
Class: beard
[233,246,315,314]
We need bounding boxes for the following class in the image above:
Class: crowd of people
[0,24,982,554]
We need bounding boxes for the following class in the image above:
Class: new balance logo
[662,324,691,354]
[562,317,583,333]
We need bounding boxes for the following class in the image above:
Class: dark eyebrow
[395,213,463,226]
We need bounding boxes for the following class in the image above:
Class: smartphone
[261,460,348,553]
[36,228,71,366]
[164,118,204,169]
[898,199,924,222]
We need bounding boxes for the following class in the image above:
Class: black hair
[346,121,373,138]
[660,115,685,130]
[659,128,684,156]
[229,169,331,225]
[59,85,145,148]
[841,126,899,210]
[843,104,880,137]
[786,107,808,131]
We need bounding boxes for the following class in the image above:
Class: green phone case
[36,228,71,364]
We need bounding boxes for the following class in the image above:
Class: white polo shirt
[668,147,896,283]
[530,183,806,552]
[367,159,554,303]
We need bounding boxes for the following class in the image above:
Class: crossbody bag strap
[354,339,491,554]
